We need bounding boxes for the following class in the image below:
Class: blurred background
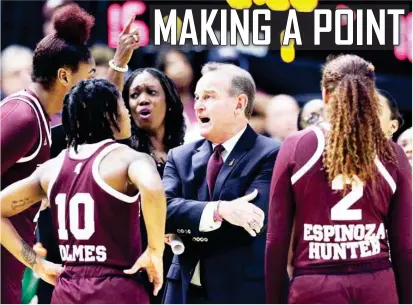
[1,0,411,142]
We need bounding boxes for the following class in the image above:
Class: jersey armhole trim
[1,97,43,163]
[375,157,397,194]
[92,143,140,203]
[18,91,52,145]
[291,126,325,185]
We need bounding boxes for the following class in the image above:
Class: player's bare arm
[122,149,166,296]
[127,151,166,253]
[1,154,64,285]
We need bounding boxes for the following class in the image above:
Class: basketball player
[0,4,97,303]
[1,78,166,303]
[377,89,404,140]
[265,54,412,304]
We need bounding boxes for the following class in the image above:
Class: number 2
[55,193,95,240]
[331,175,363,221]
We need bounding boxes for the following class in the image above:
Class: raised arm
[106,14,140,93]
[387,145,412,304]
[265,136,297,304]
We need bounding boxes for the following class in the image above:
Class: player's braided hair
[321,54,396,193]
[62,78,120,153]
[122,68,186,154]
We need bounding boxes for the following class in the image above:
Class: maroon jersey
[1,90,51,303]
[266,125,412,304]
[48,140,142,270]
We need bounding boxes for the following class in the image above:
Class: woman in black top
[122,67,186,303]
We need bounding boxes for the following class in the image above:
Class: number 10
[55,193,95,240]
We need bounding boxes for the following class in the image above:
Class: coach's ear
[235,93,248,116]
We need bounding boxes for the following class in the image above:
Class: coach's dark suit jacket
[162,125,280,304]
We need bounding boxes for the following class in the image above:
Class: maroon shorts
[289,268,398,304]
[1,246,26,304]
[51,265,150,304]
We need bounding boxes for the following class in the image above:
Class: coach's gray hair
[201,62,256,119]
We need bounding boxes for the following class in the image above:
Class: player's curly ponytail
[321,54,396,192]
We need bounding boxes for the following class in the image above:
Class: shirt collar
[212,125,247,155]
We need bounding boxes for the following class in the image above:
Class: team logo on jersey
[74,163,83,174]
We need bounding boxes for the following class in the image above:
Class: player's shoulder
[388,140,412,174]
[110,143,154,165]
[41,149,65,170]
[283,127,321,147]
[1,96,38,125]
[390,140,407,158]
[38,149,66,188]
[255,134,281,155]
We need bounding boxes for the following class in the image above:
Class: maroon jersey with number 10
[1,89,51,304]
[47,139,149,303]
[265,125,412,304]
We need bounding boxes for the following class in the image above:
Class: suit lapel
[212,125,257,200]
[192,140,212,201]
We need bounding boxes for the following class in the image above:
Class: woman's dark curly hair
[122,68,186,154]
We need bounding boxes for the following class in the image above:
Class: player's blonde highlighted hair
[321,54,396,192]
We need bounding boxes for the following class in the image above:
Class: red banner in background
[394,12,412,62]
[107,1,150,48]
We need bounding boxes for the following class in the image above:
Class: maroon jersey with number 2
[48,139,149,304]
[1,90,51,304]
[265,124,412,304]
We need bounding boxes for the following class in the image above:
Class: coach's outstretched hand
[218,189,265,237]
[124,248,163,296]
[33,258,63,286]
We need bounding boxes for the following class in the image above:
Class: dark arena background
[2,0,411,135]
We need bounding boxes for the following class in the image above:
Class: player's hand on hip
[218,189,265,237]
[113,14,140,67]
[33,258,63,286]
[124,248,164,296]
